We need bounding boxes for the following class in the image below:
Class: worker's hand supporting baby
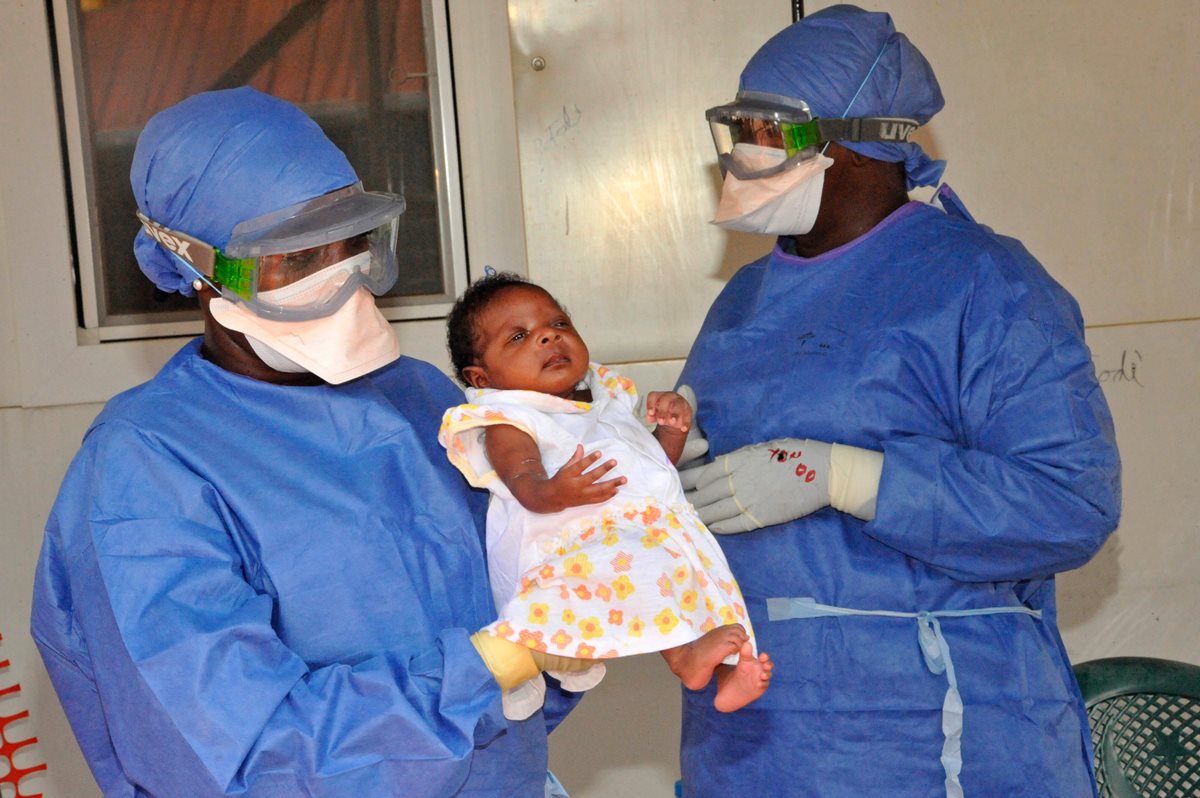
[512,445,625,514]
[645,390,692,464]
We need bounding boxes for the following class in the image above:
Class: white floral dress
[439,363,753,718]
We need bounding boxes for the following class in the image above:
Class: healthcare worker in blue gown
[677,6,1121,797]
[30,88,578,798]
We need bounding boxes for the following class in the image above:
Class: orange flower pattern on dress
[519,629,547,651]
[642,527,668,548]
[654,608,680,635]
[579,616,604,640]
[612,575,635,600]
[484,496,751,662]
[563,553,593,579]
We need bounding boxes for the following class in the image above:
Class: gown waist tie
[766,596,1043,798]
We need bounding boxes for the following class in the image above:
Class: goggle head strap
[136,211,217,277]
[814,116,921,145]
[136,211,256,298]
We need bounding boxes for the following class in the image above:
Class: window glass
[67,0,456,329]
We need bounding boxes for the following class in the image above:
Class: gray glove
[681,438,833,534]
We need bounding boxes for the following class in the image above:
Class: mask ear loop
[823,36,892,156]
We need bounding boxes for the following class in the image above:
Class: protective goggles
[706,91,920,180]
[137,182,405,321]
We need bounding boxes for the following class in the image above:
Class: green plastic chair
[1074,656,1200,797]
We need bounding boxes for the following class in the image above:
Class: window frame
[3,0,526,408]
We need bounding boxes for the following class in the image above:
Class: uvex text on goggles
[706,91,920,180]
[137,182,405,321]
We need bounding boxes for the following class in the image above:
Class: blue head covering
[739,4,945,189]
[130,87,360,295]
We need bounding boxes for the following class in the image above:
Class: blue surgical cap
[130,87,359,295]
[739,4,946,189]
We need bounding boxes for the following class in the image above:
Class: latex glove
[471,632,597,690]
[682,439,883,534]
[471,632,539,690]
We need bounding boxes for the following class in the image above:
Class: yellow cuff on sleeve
[471,632,541,690]
[829,443,884,521]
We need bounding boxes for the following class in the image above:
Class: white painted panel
[1058,320,1200,664]
[812,0,1200,327]
[1,404,106,798]
[0,197,17,408]
[507,0,788,365]
[548,653,682,797]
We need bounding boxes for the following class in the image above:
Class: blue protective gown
[31,340,577,797]
[677,197,1120,797]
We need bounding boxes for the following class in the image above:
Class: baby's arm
[645,391,693,464]
[484,424,626,513]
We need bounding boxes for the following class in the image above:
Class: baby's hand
[645,391,692,435]
[539,445,625,510]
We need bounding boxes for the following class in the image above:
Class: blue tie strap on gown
[767,596,1043,798]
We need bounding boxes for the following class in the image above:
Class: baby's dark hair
[446,271,555,386]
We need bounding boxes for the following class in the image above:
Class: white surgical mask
[245,336,308,373]
[210,286,400,384]
[712,144,833,236]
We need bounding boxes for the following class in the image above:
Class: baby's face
[464,285,590,398]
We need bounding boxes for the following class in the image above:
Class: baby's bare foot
[661,624,748,691]
[713,641,773,713]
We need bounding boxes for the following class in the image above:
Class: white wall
[1,2,1196,797]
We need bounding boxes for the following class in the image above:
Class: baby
[438,273,772,719]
